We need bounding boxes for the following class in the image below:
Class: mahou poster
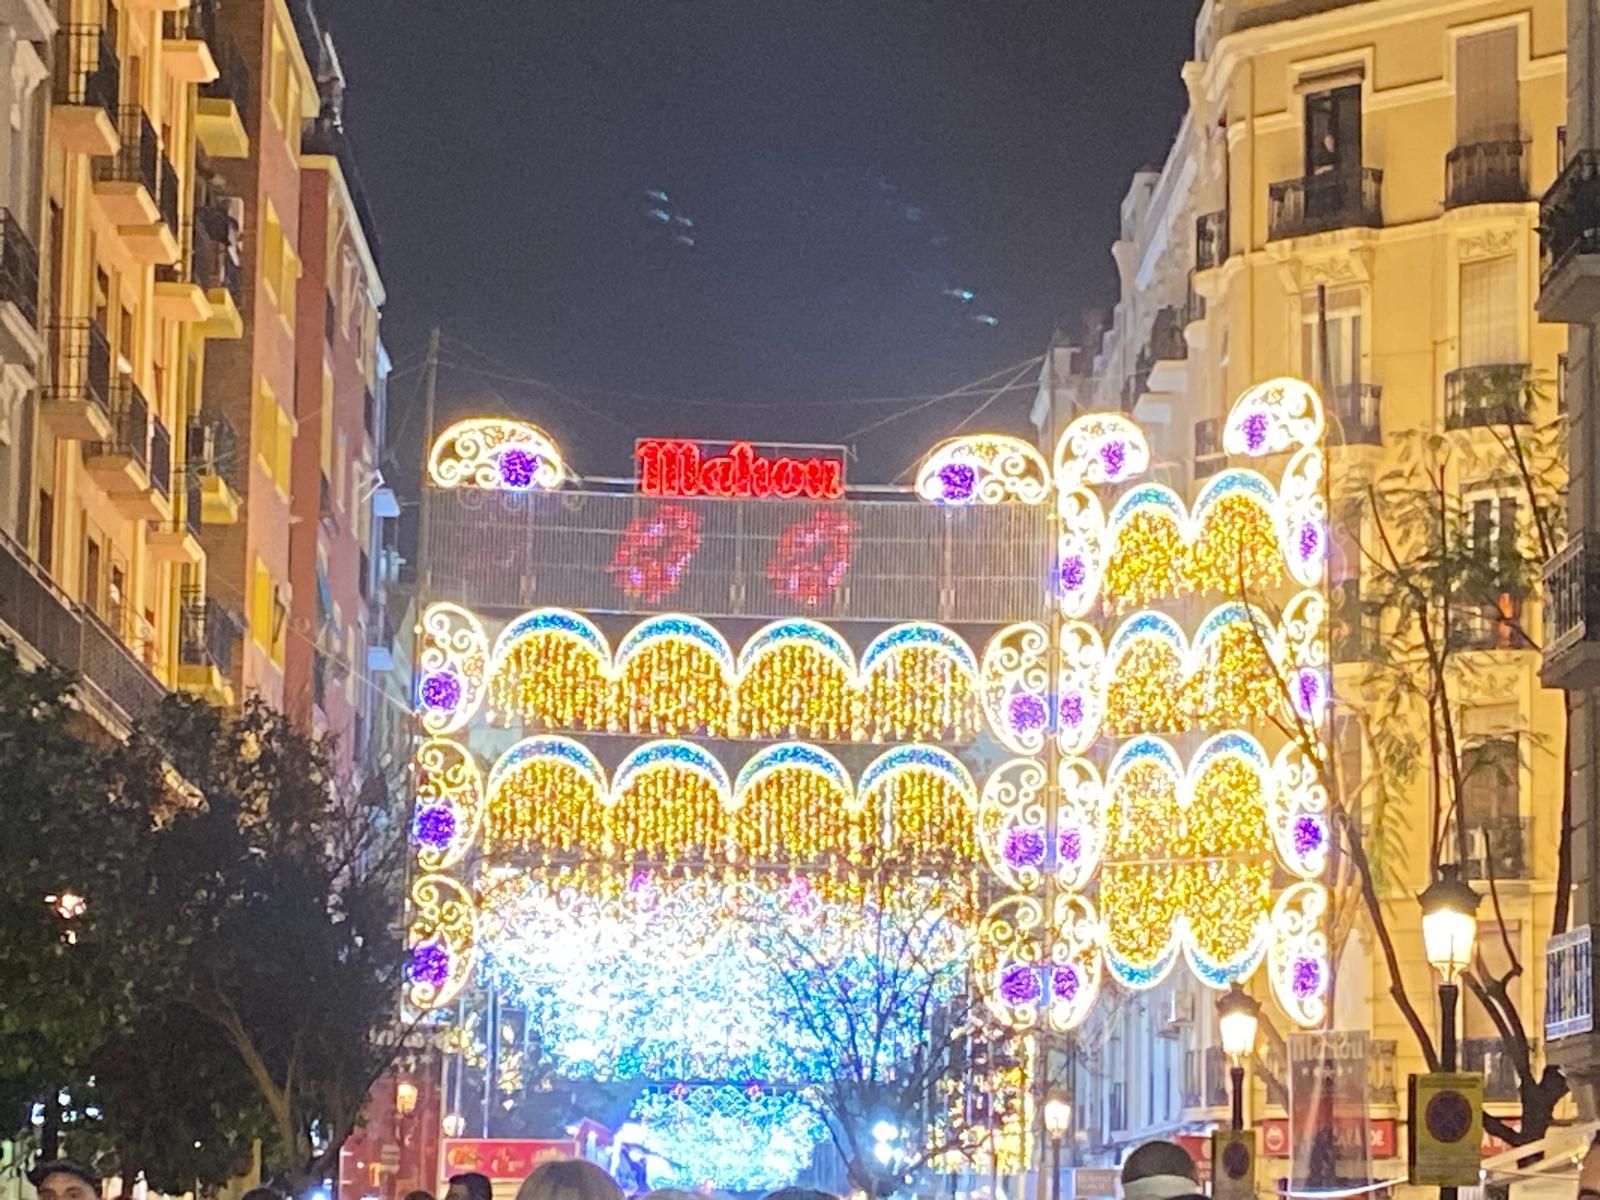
[1289,1031,1374,1191]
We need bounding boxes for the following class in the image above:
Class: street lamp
[1419,864,1481,1072]
[1043,1092,1072,1200]
[395,1080,419,1117]
[1217,984,1261,1131]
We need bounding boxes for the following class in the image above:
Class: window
[1465,921,1520,1038]
[255,380,277,481]
[82,533,100,610]
[320,368,334,472]
[1462,736,1519,826]
[274,405,293,490]
[1456,28,1519,144]
[286,74,301,153]
[261,202,282,306]
[269,27,289,130]
[36,490,52,574]
[1460,257,1519,366]
[251,558,273,650]
[1331,498,1365,657]
[1469,491,1521,590]
[1305,85,1362,174]
[1301,287,1363,393]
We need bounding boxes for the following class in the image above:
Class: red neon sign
[636,439,845,500]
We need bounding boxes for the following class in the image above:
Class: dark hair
[241,1189,284,1200]
[27,1161,102,1192]
[451,1173,494,1200]
[1121,1140,1199,1185]
[763,1190,841,1200]
[404,1191,437,1200]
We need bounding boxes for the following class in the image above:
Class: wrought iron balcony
[158,153,180,236]
[1444,363,1532,429]
[1195,209,1229,270]
[1446,140,1528,208]
[194,198,244,307]
[1183,273,1207,326]
[42,320,113,440]
[0,209,40,328]
[1148,307,1187,363]
[1327,382,1383,445]
[95,107,159,202]
[179,586,239,678]
[200,39,250,124]
[52,25,119,126]
[1542,533,1600,688]
[188,412,240,488]
[1459,816,1532,881]
[149,415,172,499]
[89,378,151,473]
[1268,168,1383,240]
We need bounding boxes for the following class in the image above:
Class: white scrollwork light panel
[916,435,1052,506]
[428,417,567,491]
[417,602,489,735]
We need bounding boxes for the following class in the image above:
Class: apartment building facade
[1044,0,1570,1177]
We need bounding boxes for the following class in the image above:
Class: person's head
[447,1174,493,1200]
[514,1160,622,1200]
[29,1161,101,1200]
[404,1190,437,1200]
[762,1191,838,1200]
[643,1191,698,1200]
[240,1188,283,1200]
[1120,1140,1202,1200]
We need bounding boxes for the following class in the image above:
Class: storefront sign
[1263,1118,1396,1160]
[1069,1168,1119,1198]
[441,1139,577,1181]
[636,439,846,500]
[1408,1072,1484,1187]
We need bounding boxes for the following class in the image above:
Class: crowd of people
[26,1133,1600,1200]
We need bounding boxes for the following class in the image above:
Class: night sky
[323,2,1194,479]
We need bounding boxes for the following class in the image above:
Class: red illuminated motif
[609,504,701,603]
[637,439,845,500]
[768,510,854,607]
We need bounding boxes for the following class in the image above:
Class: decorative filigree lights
[976,379,1333,1035]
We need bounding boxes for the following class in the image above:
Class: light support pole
[1043,1092,1071,1200]
[1419,863,1480,1200]
[1217,984,1261,1132]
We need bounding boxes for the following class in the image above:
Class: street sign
[1069,1168,1119,1198]
[1408,1072,1484,1187]
[1212,1130,1256,1200]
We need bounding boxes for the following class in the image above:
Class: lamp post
[1419,863,1480,1200]
[1043,1092,1072,1200]
[1217,984,1261,1132]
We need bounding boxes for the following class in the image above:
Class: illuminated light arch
[978,622,1051,755]
[417,602,489,736]
[978,893,1105,1033]
[1223,376,1326,457]
[484,736,608,854]
[427,417,567,491]
[859,622,981,743]
[1052,411,1150,493]
[1103,484,1190,611]
[629,1085,830,1193]
[915,435,1051,506]
[733,741,854,802]
[406,873,476,1011]
[977,757,1053,893]
[1057,620,1107,756]
[1278,445,1330,587]
[1100,736,1186,989]
[1102,611,1187,735]
[859,744,978,860]
[486,608,613,729]
[611,740,734,863]
[1181,602,1283,728]
[411,737,484,872]
[614,615,737,737]
[614,739,734,804]
[1271,741,1332,881]
[736,620,856,741]
[1268,882,1331,1026]
[1187,469,1286,596]
[731,743,861,868]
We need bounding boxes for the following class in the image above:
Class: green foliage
[0,653,406,1189]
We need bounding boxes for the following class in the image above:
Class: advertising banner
[1289,1031,1374,1190]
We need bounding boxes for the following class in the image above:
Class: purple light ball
[498,448,540,489]
[1291,956,1323,999]
[1297,520,1323,564]
[1000,963,1042,1006]
[1099,440,1127,477]
[1292,815,1325,858]
[412,805,457,850]
[939,462,976,502]
[407,942,450,988]
[1007,691,1049,733]
[1059,555,1087,594]
[1003,827,1047,869]
[1052,965,1080,1002]
[419,670,463,713]
[1058,826,1082,864]
[1295,668,1324,716]
[1059,692,1084,728]
[1243,411,1269,453]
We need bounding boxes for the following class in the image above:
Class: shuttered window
[1457,28,1519,143]
[1460,257,1519,365]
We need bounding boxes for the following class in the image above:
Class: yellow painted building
[26,0,238,728]
[1048,0,1571,1173]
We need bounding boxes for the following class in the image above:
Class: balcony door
[1300,286,1363,395]
[1305,85,1362,176]
[1457,28,1519,144]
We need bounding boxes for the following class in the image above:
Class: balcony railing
[0,209,40,327]
[1196,209,1229,270]
[53,25,119,124]
[1544,534,1600,658]
[1195,416,1221,461]
[1459,816,1532,881]
[149,416,172,498]
[1268,168,1383,240]
[1327,382,1383,444]
[179,586,239,677]
[48,319,112,415]
[1539,150,1600,285]
[161,4,205,40]
[158,153,180,235]
[1463,1037,1529,1102]
[188,412,240,490]
[184,472,202,536]
[1448,594,1528,651]
[1447,140,1528,208]
[1183,273,1207,326]
[92,379,150,471]
[194,199,243,306]
[0,528,165,727]
[1444,363,1532,429]
[96,107,159,200]
[199,39,250,127]
[1149,307,1187,363]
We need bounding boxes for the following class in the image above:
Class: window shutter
[1457,29,1519,143]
